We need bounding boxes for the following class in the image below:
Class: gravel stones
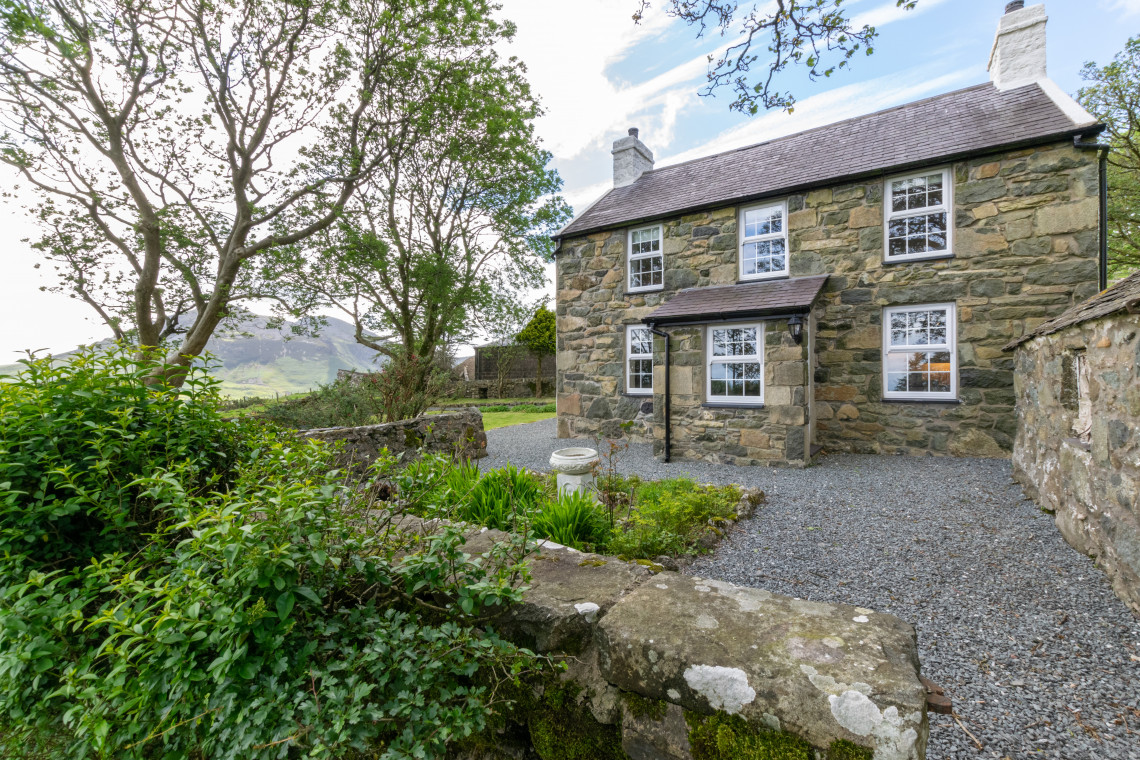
[483,419,1140,759]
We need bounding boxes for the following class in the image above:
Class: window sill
[736,274,789,284]
[624,392,653,398]
[880,397,961,405]
[702,402,765,409]
[625,288,664,297]
[882,253,955,266]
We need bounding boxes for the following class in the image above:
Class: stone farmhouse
[553,2,1109,467]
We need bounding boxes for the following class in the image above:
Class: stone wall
[407,519,930,760]
[303,408,487,469]
[556,140,1100,463]
[1011,315,1140,614]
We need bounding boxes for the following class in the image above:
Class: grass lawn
[481,410,555,430]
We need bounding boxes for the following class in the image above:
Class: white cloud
[1106,0,1140,14]
[500,1,715,159]
[851,0,949,29]
[657,66,979,167]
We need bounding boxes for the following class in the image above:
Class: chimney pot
[1005,1,1024,13]
[628,127,639,138]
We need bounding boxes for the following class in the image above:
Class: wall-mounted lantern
[787,314,805,345]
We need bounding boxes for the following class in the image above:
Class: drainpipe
[1074,136,1110,291]
[646,323,671,463]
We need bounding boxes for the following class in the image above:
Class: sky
[1,0,1138,361]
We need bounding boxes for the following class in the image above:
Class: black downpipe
[647,324,670,463]
[1074,136,1110,290]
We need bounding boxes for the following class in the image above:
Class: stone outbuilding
[1006,271,1140,614]
[553,3,1108,467]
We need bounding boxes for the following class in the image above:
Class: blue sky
[505,0,1139,214]
[0,0,1137,359]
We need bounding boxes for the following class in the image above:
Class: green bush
[455,465,545,533]
[253,377,380,429]
[0,351,543,759]
[605,477,741,559]
[0,350,243,566]
[532,490,610,549]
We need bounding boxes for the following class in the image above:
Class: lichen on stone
[683,665,756,714]
[578,558,608,567]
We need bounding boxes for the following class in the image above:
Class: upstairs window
[707,324,764,404]
[628,225,663,292]
[739,202,788,280]
[626,325,654,395]
[882,304,957,400]
[885,169,951,262]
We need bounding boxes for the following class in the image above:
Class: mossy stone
[528,683,628,760]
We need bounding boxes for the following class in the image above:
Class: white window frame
[627,224,664,293]
[883,168,953,263]
[706,322,765,405]
[738,200,789,281]
[625,324,654,395]
[881,303,958,401]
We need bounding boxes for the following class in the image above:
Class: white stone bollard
[549,447,600,497]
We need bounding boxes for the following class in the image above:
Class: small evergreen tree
[516,306,556,398]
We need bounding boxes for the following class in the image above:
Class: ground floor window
[882,303,957,400]
[626,325,654,394]
[707,323,764,404]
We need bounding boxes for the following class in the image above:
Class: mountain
[1,314,385,399]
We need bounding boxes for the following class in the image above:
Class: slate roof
[1005,271,1140,350]
[644,275,829,325]
[561,82,1101,238]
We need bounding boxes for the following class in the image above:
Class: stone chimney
[612,127,654,188]
[988,2,1047,91]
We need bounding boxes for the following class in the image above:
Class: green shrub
[253,377,381,429]
[455,465,545,532]
[0,351,544,759]
[602,477,741,559]
[532,490,610,549]
[0,349,243,566]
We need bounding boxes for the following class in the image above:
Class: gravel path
[484,419,1140,759]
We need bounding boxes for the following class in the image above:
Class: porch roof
[643,275,828,326]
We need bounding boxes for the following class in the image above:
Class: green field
[475,410,554,430]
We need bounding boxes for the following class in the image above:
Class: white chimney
[988,2,1048,91]
[612,127,654,188]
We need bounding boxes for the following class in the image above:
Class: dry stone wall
[556,141,1099,462]
[1011,315,1140,614]
[410,519,930,760]
[303,408,487,469]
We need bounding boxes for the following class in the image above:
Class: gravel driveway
[484,419,1140,759]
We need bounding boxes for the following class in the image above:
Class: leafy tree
[0,0,522,381]
[283,42,570,395]
[516,306,555,398]
[635,0,917,114]
[1079,36,1140,276]
[485,300,533,399]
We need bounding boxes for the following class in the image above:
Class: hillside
[1,315,385,398]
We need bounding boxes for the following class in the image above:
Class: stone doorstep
[595,573,928,760]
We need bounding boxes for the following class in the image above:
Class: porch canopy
[643,275,828,326]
